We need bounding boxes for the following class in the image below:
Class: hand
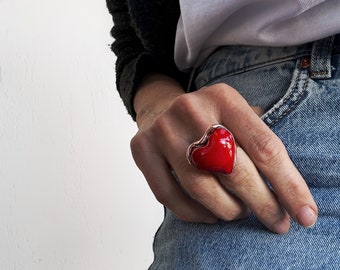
[131,74,318,234]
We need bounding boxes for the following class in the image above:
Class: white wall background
[0,0,163,269]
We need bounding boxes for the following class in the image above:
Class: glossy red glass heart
[187,125,236,175]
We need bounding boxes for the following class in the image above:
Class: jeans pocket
[260,57,340,192]
[195,58,299,112]
[261,59,310,127]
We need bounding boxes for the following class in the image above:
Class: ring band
[186,124,236,175]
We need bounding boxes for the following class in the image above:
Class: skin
[131,73,318,234]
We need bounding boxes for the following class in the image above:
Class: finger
[219,147,290,234]
[166,139,250,221]
[174,161,250,221]
[130,132,218,223]
[145,106,250,222]
[252,145,318,228]
[213,86,318,227]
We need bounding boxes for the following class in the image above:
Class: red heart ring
[186,124,236,175]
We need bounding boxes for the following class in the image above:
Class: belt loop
[310,35,335,79]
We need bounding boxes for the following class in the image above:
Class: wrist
[134,74,185,124]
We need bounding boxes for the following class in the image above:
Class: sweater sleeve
[106,0,188,120]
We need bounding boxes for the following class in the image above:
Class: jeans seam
[263,65,310,127]
[268,76,309,127]
[198,51,311,87]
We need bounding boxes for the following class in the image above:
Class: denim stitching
[311,37,333,78]
[262,63,310,127]
[262,74,299,125]
[205,52,311,86]
[311,40,321,75]
[267,74,309,127]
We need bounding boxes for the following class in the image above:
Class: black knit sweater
[106,0,189,120]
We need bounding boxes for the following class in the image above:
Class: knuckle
[254,201,277,217]
[205,83,233,96]
[151,115,187,153]
[130,115,176,159]
[224,157,257,189]
[169,93,200,117]
[130,132,147,160]
[150,115,171,139]
[283,179,302,198]
[249,132,286,165]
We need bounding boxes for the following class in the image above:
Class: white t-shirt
[175,0,340,70]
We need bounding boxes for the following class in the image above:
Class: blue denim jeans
[149,36,340,270]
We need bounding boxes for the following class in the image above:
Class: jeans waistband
[190,34,340,90]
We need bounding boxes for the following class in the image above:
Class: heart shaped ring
[186,124,236,175]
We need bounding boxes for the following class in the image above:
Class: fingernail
[297,206,317,228]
